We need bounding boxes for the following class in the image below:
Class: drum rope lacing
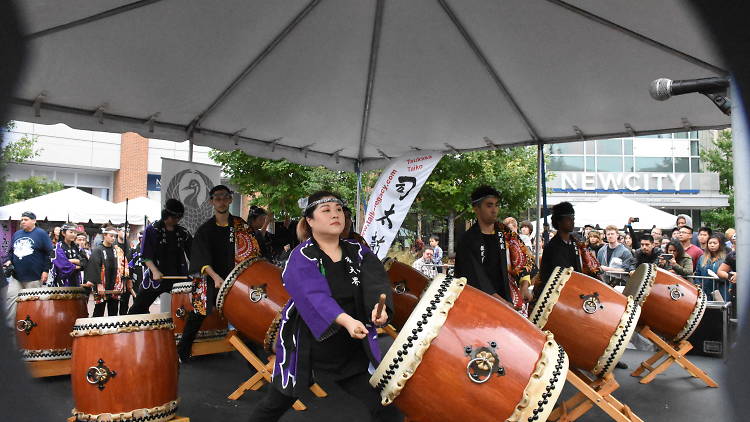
[73,399,178,422]
[215,257,265,313]
[21,348,72,361]
[373,275,457,393]
[530,267,568,327]
[596,297,639,375]
[674,289,707,342]
[631,264,655,306]
[524,344,566,422]
[71,317,174,336]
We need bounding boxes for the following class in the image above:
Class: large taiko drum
[529,267,640,375]
[15,286,88,361]
[71,313,178,422]
[171,281,228,342]
[371,275,568,422]
[216,257,289,344]
[624,265,707,342]
[383,257,430,329]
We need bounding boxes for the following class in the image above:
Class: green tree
[417,147,539,254]
[208,149,378,217]
[700,129,734,229]
[2,176,64,205]
[0,122,62,206]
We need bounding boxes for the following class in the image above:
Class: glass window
[548,142,584,155]
[584,140,595,155]
[549,156,584,171]
[690,140,699,156]
[674,132,689,139]
[691,158,701,173]
[636,133,672,139]
[597,139,622,155]
[674,157,689,172]
[597,157,623,172]
[690,130,699,138]
[586,156,595,172]
[635,157,673,172]
[623,139,633,155]
[624,157,634,172]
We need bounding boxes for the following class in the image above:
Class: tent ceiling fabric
[9,0,729,172]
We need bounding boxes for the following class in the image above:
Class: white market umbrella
[8,1,728,171]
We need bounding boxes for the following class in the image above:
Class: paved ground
[33,343,734,421]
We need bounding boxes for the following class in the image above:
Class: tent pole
[731,81,748,318]
[188,138,194,162]
[355,162,363,232]
[541,144,550,246]
[535,143,543,266]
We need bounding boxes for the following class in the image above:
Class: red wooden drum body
[529,267,640,375]
[216,258,288,344]
[371,275,568,422]
[15,286,88,361]
[626,266,706,342]
[171,282,228,342]
[71,313,178,422]
[383,257,430,329]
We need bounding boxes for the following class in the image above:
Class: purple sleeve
[141,225,157,261]
[52,243,76,277]
[282,242,346,340]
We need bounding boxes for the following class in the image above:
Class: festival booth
[0,187,125,224]
[5,2,738,422]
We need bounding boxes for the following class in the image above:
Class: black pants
[92,299,119,317]
[247,372,400,422]
[128,284,170,315]
[118,291,131,315]
[176,311,206,360]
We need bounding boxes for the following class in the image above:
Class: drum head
[622,263,656,307]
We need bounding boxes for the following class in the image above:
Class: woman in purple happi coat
[248,191,399,422]
[49,223,88,287]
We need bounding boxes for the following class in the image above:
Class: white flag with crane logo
[161,158,222,235]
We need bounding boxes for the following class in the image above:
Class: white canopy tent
[8,1,728,172]
[0,187,126,224]
[531,194,677,231]
[573,194,678,230]
[114,196,162,224]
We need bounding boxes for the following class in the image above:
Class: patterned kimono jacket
[273,238,393,397]
[454,222,535,315]
[86,243,128,303]
[49,241,87,287]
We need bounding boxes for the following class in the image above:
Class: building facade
[2,121,245,216]
[545,130,729,226]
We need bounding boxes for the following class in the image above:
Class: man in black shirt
[128,199,192,315]
[631,234,662,268]
[535,202,581,300]
[454,186,533,311]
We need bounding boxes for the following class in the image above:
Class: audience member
[659,239,694,277]
[412,247,437,279]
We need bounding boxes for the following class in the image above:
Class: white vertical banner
[361,151,443,259]
[160,158,221,235]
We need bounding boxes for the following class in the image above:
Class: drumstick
[161,276,190,280]
[375,293,386,321]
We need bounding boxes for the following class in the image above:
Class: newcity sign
[552,172,698,193]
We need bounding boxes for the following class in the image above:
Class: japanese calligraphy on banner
[361,151,443,259]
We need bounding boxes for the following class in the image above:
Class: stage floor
[32,346,735,421]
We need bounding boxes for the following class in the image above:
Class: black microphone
[649,76,729,100]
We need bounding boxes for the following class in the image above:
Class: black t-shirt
[481,233,507,299]
[159,230,180,275]
[310,256,368,379]
[101,245,117,288]
[606,246,616,266]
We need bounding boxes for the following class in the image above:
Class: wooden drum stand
[549,369,643,422]
[630,325,718,387]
